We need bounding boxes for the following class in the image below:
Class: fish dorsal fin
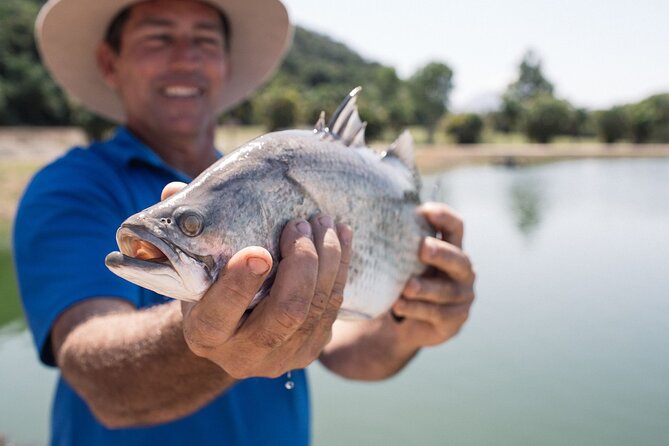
[323,86,367,147]
[383,130,421,189]
[314,111,326,133]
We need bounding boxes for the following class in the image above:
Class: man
[14,0,476,444]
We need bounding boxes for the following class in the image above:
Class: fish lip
[116,225,216,279]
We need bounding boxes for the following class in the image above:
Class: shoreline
[1,126,668,224]
[2,126,668,168]
[414,143,669,173]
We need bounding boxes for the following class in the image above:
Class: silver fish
[105,88,431,320]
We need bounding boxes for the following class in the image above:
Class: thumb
[182,247,273,351]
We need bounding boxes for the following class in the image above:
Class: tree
[0,0,71,125]
[493,50,556,135]
[492,96,524,133]
[597,106,630,143]
[370,66,414,132]
[505,50,554,102]
[407,62,454,143]
[446,113,484,144]
[631,94,669,143]
[253,85,304,131]
[523,95,572,143]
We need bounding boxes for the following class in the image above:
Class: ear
[96,42,120,89]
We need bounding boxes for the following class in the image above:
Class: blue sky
[281,0,669,111]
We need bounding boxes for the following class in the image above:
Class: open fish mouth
[105,225,215,302]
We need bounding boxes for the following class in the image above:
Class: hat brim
[36,0,292,123]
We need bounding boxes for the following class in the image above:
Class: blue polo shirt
[13,127,309,446]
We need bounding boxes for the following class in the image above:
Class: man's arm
[53,214,352,428]
[320,202,476,380]
[52,298,234,428]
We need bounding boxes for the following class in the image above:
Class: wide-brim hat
[35,0,292,122]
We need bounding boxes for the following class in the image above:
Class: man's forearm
[319,314,419,381]
[56,300,236,428]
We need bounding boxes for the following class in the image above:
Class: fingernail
[247,257,270,275]
[318,215,333,228]
[296,220,312,236]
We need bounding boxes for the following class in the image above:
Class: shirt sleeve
[13,150,141,366]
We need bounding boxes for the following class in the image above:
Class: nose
[169,38,202,69]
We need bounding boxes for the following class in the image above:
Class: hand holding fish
[320,202,475,380]
[174,196,353,378]
[390,202,475,347]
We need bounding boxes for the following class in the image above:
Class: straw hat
[35,0,292,122]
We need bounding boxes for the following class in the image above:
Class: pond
[1,158,668,445]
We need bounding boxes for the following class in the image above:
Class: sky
[281,0,669,111]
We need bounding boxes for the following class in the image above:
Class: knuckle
[276,300,309,330]
[252,328,287,350]
[226,363,254,380]
[456,306,470,323]
[328,293,344,310]
[183,330,213,357]
[220,281,254,306]
[453,218,464,236]
[183,314,222,352]
[461,253,473,270]
[309,291,329,314]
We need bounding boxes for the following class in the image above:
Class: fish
[105,87,432,320]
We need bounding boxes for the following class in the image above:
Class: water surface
[1,158,668,445]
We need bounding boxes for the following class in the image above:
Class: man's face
[100,0,229,137]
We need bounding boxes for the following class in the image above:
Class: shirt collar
[103,126,221,182]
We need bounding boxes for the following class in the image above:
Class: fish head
[105,165,278,302]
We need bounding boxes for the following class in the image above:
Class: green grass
[0,244,23,330]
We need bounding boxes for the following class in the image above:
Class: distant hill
[279,26,382,90]
[230,25,416,137]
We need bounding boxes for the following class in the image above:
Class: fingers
[418,202,464,248]
[182,246,272,354]
[331,223,352,306]
[241,220,318,348]
[310,223,351,341]
[307,215,342,320]
[420,237,475,285]
[161,181,188,201]
[403,276,474,305]
[392,298,470,326]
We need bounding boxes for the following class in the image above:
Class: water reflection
[508,174,546,238]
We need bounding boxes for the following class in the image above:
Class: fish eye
[176,209,204,237]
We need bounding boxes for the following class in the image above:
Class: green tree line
[1,0,667,144]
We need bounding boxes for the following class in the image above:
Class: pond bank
[2,126,668,223]
[414,143,669,173]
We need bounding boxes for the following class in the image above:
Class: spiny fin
[313,111,326,133]
[326,87,367,147]
[384,130,421,189]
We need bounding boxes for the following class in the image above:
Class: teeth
[163,86,201,98]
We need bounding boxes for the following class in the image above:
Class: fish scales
[106,89,432,320]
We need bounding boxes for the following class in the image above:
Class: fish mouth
[105,225,216,302]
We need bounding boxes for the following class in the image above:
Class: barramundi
[105,88,431,320]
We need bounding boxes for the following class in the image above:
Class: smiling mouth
[162,86,204,98]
